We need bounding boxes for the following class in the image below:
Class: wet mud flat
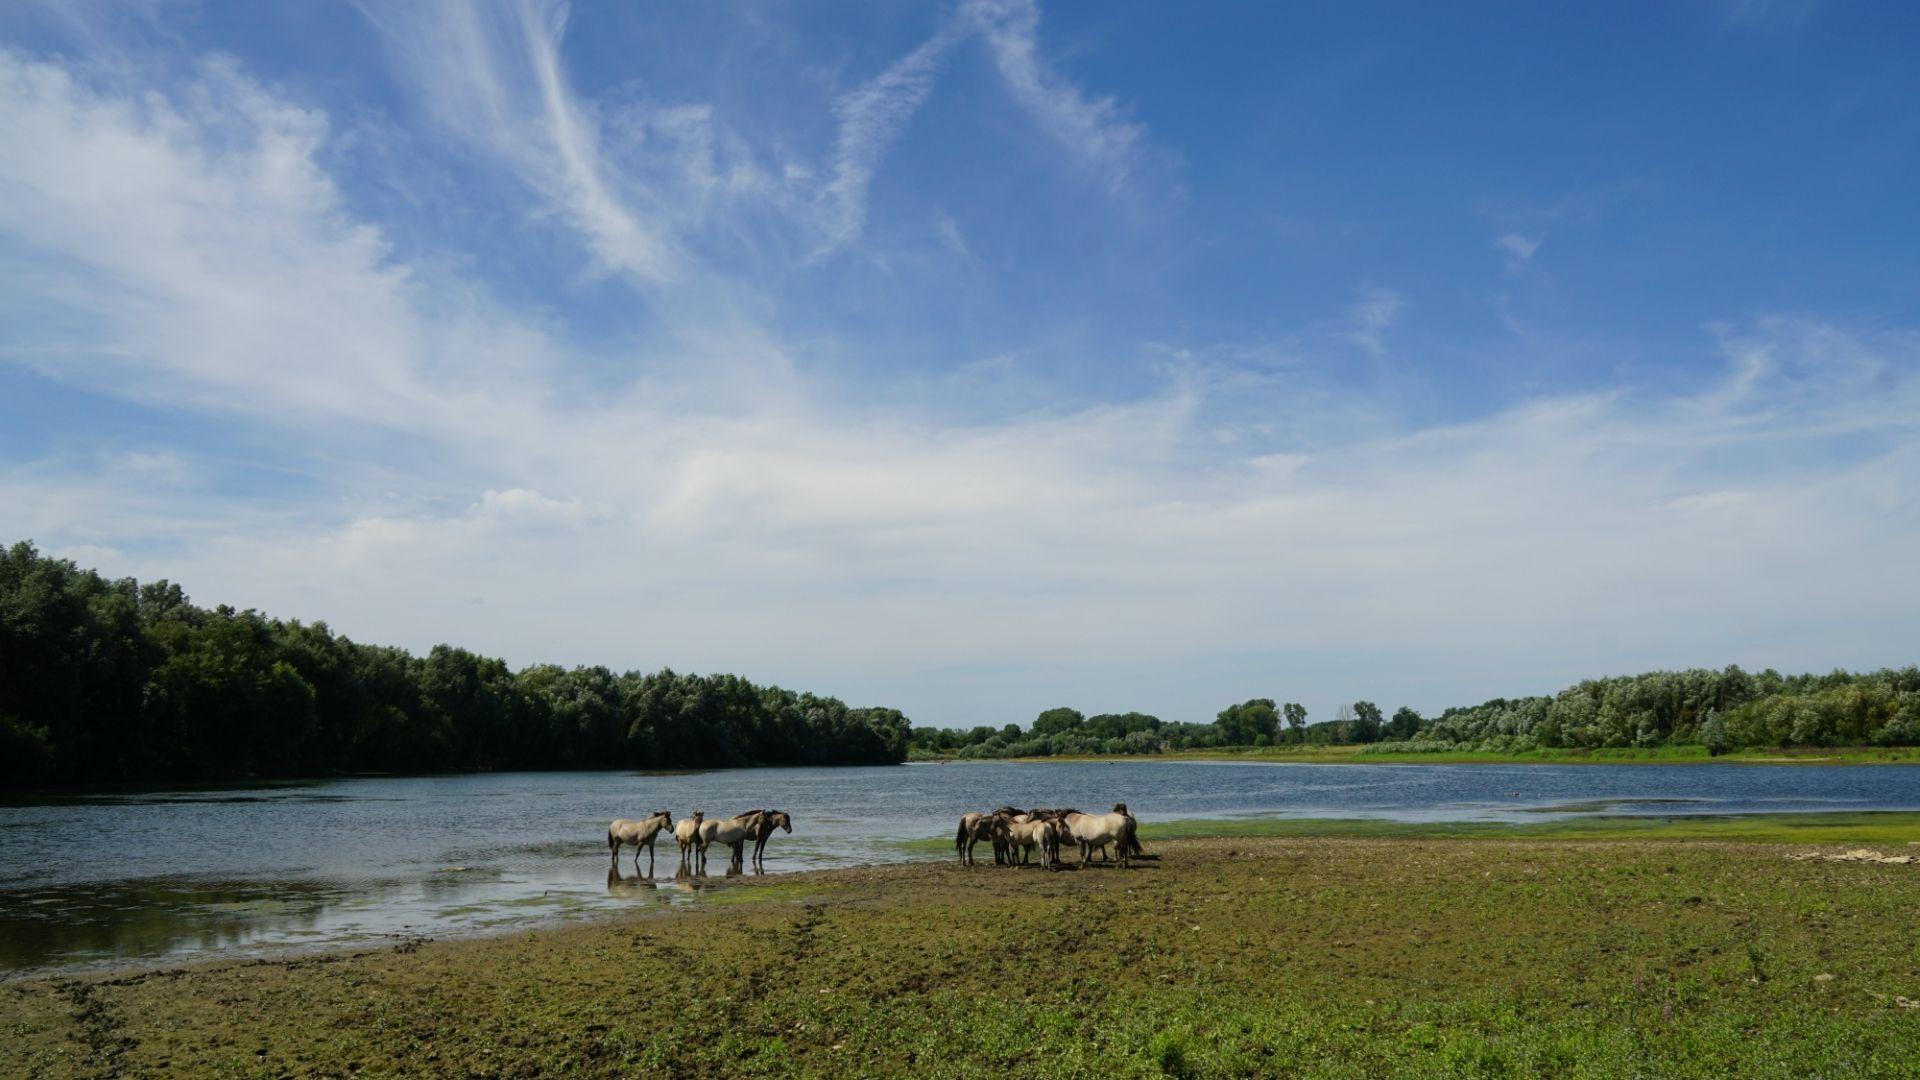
[5,836,1919,1078]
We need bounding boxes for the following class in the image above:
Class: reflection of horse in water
[606,864,672,900]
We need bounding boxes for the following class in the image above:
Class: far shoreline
[913,743,1920,767]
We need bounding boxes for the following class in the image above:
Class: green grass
[8,835,1920,1077]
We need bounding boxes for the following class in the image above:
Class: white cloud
[964,0,1145,192]
[818,25,964,253]
[1496,232,1541,267]
[1345,288,1404,357]
[934,210,971,259]
[357,0,687,284]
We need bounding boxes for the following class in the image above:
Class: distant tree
[1699,711,1730,756]
[1388,706,1423,741]
[1216,699,1279,745]
[1283,702,1307,743]
[1031,707,1085,737]
[1331,703,1357,743]
[1352,701,1384,743]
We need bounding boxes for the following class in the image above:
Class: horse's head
[691,810,705,824]
[772,811,792,834]
[1112,802,1131,816]
[652,809,673,826]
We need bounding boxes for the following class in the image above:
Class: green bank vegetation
[8,836,1918,1077]
[911,666,1920,762]
[0,541,910,786]
[1014,743,1920,766]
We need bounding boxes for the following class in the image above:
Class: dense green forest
[0,543,910,786]
[910,668,1920,759]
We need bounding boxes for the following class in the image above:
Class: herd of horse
[606,801,1145,878]
[955,803,1144,871]
[606,809,792,876]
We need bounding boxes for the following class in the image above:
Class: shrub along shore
[6,823,1919,1077]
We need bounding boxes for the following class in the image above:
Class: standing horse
[697,810,767,873]
[1112,802,1145,858]
[749,810,792,869]
[674,811,706,872]
[955,811,1009,866]
[607,810,674,876]
[1061,809,1134,868]
[1005,815,1062,870]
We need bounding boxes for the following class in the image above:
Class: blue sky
[2,0,1916,728]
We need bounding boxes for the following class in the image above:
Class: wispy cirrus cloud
[818,23,966,253]
[1496,232,1542,269]
[1345,288,1404,357]
[964,0,1146,193]
[357,0,714,285]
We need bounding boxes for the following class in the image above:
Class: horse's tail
[607,827,618,851]
[955,819,969,853]
[1122,814,1143,856]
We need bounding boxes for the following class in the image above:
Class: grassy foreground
[7,833,1920,1078]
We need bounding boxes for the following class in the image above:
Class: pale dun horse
[674,811,706,872]
[1005,815,1062,871]
[697,810,767,873]
[607,810,673,876]
[1060,809,1136,868]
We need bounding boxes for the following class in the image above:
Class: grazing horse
[955,811,1009,866]
[697,810,767,873]
[749,810,792,868]
[674,811,706,872]
[1061,810,1134,868]
[607,810,674,875]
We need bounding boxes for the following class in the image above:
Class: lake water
[4,759,1918,977]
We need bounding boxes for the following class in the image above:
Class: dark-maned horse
[750,810,792,868]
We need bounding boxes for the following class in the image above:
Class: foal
[674,811,706,872]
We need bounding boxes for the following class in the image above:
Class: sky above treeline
[2,1,1916,729]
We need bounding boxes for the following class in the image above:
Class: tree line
[911,667,1920,758]
[0,542,910,786]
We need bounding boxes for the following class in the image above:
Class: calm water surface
[4,760,1917,976]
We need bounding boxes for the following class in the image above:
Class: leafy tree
[1283,702,1307,743]
[1216,699,1279,745]
[1387,706,1423,740]
[1031,707,1085,737]
[1351,701,1384,743]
